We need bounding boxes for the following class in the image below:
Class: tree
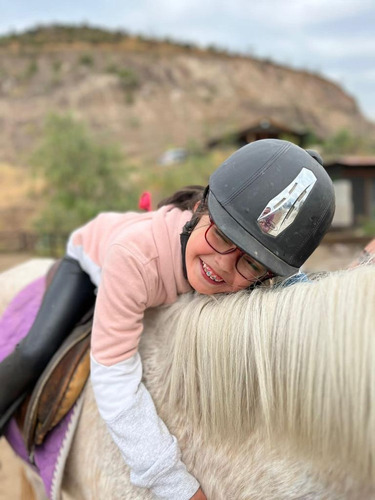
[321,128,375,156]
[32,113,138,234]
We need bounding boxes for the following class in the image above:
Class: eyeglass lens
[205,223,269,281]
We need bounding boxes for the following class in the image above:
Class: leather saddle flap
[18,307,94,454]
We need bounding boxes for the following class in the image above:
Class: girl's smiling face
[185,214,264,295]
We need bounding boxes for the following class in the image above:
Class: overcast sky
[1,0,375,122]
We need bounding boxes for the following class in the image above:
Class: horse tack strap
[17,307,94,455]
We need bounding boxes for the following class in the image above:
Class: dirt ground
[0,253,34,273]
[303,241,365,272]
[0,242,369,499]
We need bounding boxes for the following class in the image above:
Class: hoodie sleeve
[90,243,200,499]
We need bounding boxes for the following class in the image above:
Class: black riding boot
[0,256,96,435]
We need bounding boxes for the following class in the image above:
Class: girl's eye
[213,227,232,246]
[242,256,260,272]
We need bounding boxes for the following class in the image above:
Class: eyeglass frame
[204,219,274,283]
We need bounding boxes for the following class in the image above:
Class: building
[207,118,308,149]
[324,156,375,227]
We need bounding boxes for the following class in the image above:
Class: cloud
[207,0,374,28]
[307,35,375,58]
[102,0,373,36]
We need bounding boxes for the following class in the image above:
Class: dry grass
[304,242,364,272]
[0,163,41,208]
[0,163,45,231]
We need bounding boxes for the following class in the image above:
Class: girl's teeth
[202,262,224,282]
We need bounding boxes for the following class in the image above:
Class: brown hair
[157,185,207,212]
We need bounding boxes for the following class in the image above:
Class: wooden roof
[237,118,306,137]
[207,118,307,148]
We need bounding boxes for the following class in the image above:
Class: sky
[1,0,375,122]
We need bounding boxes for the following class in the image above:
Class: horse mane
[161,265,375,482]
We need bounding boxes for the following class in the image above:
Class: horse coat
[1,254,375,499]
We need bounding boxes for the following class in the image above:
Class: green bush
[21,59,38,81]
[106,65,140,104]
[321,129,375,155]
[79,53,94,67]
[140,150,220,204]
[361,214,375,237]
[31,113,138,234]
[117,68,139,90]
[52,59,62,74]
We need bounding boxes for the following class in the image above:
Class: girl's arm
[91,352,200,498]
[90,244,200,499]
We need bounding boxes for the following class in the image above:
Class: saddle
[15,262,93,457]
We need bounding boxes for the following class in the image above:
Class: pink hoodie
[66,205,200,499]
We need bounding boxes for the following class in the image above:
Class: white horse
[1,260,375,499]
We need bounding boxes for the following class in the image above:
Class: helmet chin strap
[180,217,200,280]
[180,186,209,281]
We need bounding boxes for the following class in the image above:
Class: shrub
[31,113,138,234]
[79,53,94,67]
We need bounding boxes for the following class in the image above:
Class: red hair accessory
[138,191,152,211]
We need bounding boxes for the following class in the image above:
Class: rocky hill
[0,25,374,165]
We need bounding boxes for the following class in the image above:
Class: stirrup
[0,393,26,437]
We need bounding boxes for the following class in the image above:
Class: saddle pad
[0,276,84,500]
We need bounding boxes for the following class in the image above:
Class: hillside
[0,24,374,165]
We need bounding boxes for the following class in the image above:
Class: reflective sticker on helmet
[257,168,317,237]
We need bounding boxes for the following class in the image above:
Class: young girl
[0,139,335,499]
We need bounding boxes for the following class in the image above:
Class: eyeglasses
[204,220,273,282]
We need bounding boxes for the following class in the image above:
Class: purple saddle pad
[0,276,83,500]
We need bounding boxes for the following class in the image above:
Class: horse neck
[155,266,375,483]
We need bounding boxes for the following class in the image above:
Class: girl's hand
[190,487,207,500]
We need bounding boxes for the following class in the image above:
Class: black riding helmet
[207,139,335,277]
